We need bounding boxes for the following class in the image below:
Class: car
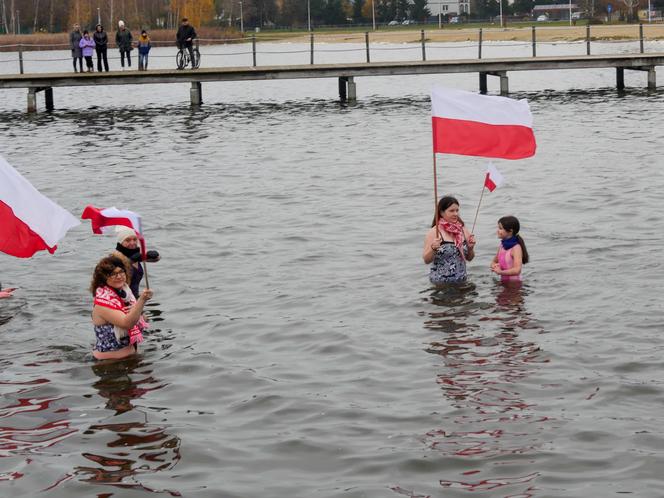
[536,14,549,21]
[388,20,399,26]
[450,16,460,24]
[571,11,583,19]
[402,19,414,25]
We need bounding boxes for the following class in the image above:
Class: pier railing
[0,23,658,75]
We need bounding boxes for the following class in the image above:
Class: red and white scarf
[438,220,466,260]
[94,285,147,344]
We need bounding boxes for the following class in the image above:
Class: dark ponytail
[498,215,529,264]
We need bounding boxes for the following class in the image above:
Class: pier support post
[616,67,625,90]
[499,72,509,95]
[479,72,487,94]
[27,88,37,113]
[347,76,356,102]
[648,67,656,89]
[478,28,482,59]
[338,76,356,102]
[44,87,54,111]
[190,81,202,105]
[339,77,347,101]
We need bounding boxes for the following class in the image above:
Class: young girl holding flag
[490,216,529,283]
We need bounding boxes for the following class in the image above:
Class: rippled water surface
[1,42,663,497]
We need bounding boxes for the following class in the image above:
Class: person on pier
[94,24,109,72]
[176,18,197,70]
[79,31,96,72]
[137,30,151,71]
[69,24,83,73]
[115,20,133,70]
[423,196,476,285]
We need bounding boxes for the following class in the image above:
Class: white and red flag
[0,154,80,258]
[431,87,536,160]
[484,163,505,192]
[81,205,143,235]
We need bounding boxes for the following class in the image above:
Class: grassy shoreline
[1,23,662,52]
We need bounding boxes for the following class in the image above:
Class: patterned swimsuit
[429,241,469,284]
[94,323,130,352]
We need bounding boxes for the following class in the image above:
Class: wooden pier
[1,53,663,112]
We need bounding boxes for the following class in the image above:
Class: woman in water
[113,226,160,298]
[490,215,529,283]
[91,255,152,360]
[423,196,476,284]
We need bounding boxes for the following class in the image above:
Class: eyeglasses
[108,270,126,279]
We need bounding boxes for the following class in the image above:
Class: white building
[426,0,473,16]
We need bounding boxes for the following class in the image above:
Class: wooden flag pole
[433,151,440,236]
[138,235,150,289]
[470,173,489,234]
[142,259,151,289]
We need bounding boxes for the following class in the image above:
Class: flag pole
[470,173,488,234]
[142,260,151,289]
[433,151,440,236]
[138,235,150,289]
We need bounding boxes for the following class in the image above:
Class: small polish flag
[484,163,504,192]
[81,205,143,234]
[0,154,80,258]
[431,86,536,160]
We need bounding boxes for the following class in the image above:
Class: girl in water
[423,196,476,284]
[490,215,529,283]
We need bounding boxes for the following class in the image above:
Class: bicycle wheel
[176,50,186,70]
[192,49,201,69]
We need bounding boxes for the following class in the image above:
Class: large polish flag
[81,205,143,234]
[0,155,80,258]
[431,87,536,160]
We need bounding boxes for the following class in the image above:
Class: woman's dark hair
[431,195,464,227]
[83,30,89,35]
[90,255,130,295]
[498,215,529,264]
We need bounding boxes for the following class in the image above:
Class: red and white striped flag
[431,87,536,160]
[81,205,143,234]
[484,163,505,192]
[0,154,79,258]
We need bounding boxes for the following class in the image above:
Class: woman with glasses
[90,255,153,360]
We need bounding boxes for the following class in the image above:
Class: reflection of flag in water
[81,205,143,234]
[431,86,536,159]
[0,154,80,258]
[484,163,505,192]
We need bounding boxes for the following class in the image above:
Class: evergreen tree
[410,0,430,20]
[353,0,365,21]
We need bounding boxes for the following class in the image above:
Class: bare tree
[33,0,40,31]
[1,0,7,34]
[622,0,639,20]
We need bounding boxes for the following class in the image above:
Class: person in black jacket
[115,20,133,69]
[94,24,109,72]
[176,18,197,69]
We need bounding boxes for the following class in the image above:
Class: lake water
[0,40,663,497]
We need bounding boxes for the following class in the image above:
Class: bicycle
[176,45,201,70]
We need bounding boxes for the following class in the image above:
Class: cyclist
[176,18,197,69]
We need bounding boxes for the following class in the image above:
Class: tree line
[1,0,659,35]
[0,0,432,34]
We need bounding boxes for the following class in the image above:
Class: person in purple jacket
[79,30,96,72]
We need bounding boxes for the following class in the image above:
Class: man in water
[176,18,197,69]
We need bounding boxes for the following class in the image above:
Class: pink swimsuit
[498,246,522,283]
